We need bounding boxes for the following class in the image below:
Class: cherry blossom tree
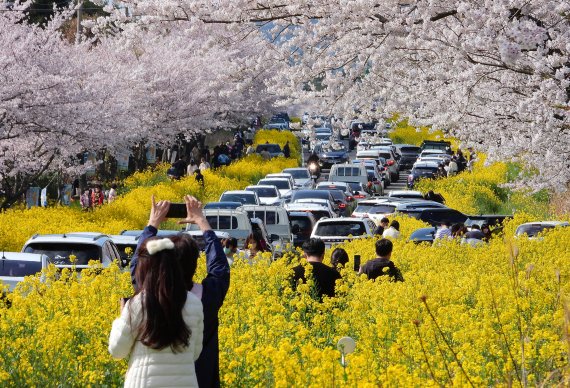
[0,3,278,208]
[128,0,568,189]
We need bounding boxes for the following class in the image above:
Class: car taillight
[339,203,346,208]
[346,196,354,201]
[387,160,394,166]
[355,194,365,198]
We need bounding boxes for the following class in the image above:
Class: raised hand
[148,194,170,229]
[178,195,211,231]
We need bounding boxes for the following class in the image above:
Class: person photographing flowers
[127,195,230,388]
[108,230,204,387]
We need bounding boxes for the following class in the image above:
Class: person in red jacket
[91,186,104,208]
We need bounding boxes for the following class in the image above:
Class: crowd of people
[79,184,117,211]
[434,221,492,245]
[440,148,477,177]
[108,196,403,387]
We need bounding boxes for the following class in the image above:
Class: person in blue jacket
[130,195,230,388]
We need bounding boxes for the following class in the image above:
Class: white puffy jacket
[108,292,204,388]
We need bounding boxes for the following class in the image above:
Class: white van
[328,163,368,185]
[241,205,292,244]
[186,208,253,246]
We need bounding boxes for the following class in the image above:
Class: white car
[351,199,402,224]
[515,221,569,238]
[310,217,376,247]
[258,178,294,201]
[0,252,48,291]
[282,167,314,189]
[284,202,336,221]
[22,232,121,270]
[388,190,425,200]
[245,185,283,206]
[219,190,260,205]
[265,173,296,190]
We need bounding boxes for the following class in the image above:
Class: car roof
[282,168,309,172]
[517,221,569,227]
[246,185,279,190]
[413,162,440,168]
[0,252,48,261]
[24,233,111,246]
[119,230,181,237]
[221,190,256,195]
[285,203,330,211]
[287,211,316,218]
[259,177,290,182]
[204,201,244,209]
[315,217,368,223]
[185,230,231,239]
[389,190,423,196]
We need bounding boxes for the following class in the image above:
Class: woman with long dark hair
[109,234,203,387]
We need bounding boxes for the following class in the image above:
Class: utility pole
[76,1,83,44]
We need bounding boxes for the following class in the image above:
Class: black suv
[398,145,421,169]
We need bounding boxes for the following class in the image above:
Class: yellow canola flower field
[1,220,569,386]
[1,129,570,386]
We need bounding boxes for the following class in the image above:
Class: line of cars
[1,191,567,292]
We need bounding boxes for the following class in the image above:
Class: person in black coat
[130,195,230,388]
[359,238,404,282]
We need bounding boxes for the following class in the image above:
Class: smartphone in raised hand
[166,203,187,218]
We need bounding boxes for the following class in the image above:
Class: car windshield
[259,180,290,190]
[323,143,346,152]
[516,224,555,237]
[354,204,396,214]
[328,190,345,201]
[315,222,367,236]
[220,193,256,204]
[0,260,43,277]
[413,167,439,174]
[316,134,330,140]
[24,243,100,266]
[401,146,421,154]
[290,216,312,232]
[283,169,310,179]
[247,187,278,197]
[347,182,364,192]
[293,191,329,201]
